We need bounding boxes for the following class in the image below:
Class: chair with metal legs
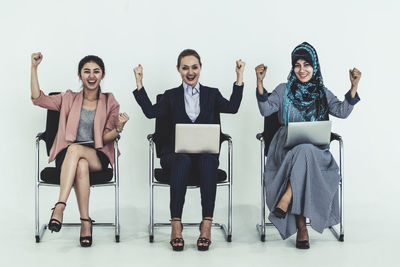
[147,94,233,243]
[34,93,120,243]
[255,111,344,242]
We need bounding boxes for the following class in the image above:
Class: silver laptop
[175,124,220,154]
[285,121,331,148]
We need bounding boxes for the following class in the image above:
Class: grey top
[76,108,96,142]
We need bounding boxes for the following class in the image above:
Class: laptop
[285,121,332,148]
[175,124,220,154]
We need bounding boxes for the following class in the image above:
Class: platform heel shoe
[48,202,66,233]
[80,217,95,247]
[197,218,212,251]
[169,219,184,251]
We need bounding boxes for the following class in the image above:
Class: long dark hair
[78,55,105,97]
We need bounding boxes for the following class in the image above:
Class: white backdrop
[1,0,399,265]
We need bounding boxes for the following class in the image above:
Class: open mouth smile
[186,75,196,81]
[87,80,97,86]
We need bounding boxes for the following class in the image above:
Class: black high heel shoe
[296,240,310,249]
[272,207,287,219]
[80,217,95,247]
[48,202,66,233]
[296,227,310,249]
[197,218,212,251]
[169,219,184,251]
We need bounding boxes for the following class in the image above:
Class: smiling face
[79,61,104,91]
[294,59,313,83]
[177,55,201,87]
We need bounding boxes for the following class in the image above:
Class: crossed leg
[276,182,293,212]
[50,145,103,242]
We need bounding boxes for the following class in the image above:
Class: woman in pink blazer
[31,53,129,247]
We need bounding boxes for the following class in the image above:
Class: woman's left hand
[235,59,245,85]
[236,59,245,75]
[349,68,362,88]
[116,112,129,132]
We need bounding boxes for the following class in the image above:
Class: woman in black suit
[133,49,245,251]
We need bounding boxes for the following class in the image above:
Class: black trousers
[160,153,219,218]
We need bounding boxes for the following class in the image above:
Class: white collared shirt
[183,81,200,122]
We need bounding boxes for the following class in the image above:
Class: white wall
[1,0,399,246]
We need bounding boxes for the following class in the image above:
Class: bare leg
[170,217,183,247]
[275,182,292,212]
[295,214,309,241]
[50,145,102,228]
[74,158,92,244]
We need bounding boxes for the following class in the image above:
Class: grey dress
[257,83,360,239]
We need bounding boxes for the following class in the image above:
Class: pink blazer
[32,90,120,167]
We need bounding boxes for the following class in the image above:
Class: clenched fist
[235,59,246,75]
[133,64,143,89]
[235,59,246,85]
[255,64,267,82]
[116,112,129,133]
[349,68,362,87]
[31,52,43,68]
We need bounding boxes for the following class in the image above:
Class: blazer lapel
[65,91,83,142]
[94,93,107,148]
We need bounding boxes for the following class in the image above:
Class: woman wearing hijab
[255,42,361,249]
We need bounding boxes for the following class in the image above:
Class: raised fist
[236,59,246,75]
[255,64,267,81]
[31,52,43,67]
[349,68,362,87]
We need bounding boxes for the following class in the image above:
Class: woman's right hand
[255,64,267,94]
[255,64,267,82]
[31,52,42,99]
[31,52,43,68]
[133,64,143,90]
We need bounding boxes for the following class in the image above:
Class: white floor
[2,201,397,267]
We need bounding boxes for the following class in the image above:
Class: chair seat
[154,168,227,186]
[40,167,114,185]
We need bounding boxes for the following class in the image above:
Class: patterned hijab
[283,42,328,125]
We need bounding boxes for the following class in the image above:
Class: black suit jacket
[133,83,243,155]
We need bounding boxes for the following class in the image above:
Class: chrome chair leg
[227,139,233,242]
[256,137,266,241]
[148,137,155,243]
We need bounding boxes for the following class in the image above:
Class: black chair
[34,92,120,243]
[255,110,344,242]
[147,94,233,243]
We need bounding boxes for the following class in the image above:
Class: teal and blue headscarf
[283,42,328,125]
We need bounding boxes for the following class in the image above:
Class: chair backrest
[42,92,61,156]
[152,94,224,158]
[262,94,280,156]
[153,94,173,158]
[262,112,280,156]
